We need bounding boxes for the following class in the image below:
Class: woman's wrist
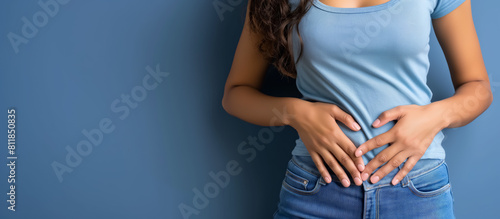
[425,101,453,131]
[283,98,311,129]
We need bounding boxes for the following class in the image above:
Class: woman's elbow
[221,87,234,115]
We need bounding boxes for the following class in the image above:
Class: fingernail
[371,175,380,183]
[357,164,365,172]
[362,173,369,181]
[355,149,362,157]
[325,176,331,183]
[341,178,350,187]
[392,178,399,185]
[372,119,380,127]
[353,123,361,131]
[354,177,362,185]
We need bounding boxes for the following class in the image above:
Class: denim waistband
[291,155,444,191]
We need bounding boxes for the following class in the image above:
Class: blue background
[0,0,498,218]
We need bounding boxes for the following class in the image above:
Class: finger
[334,128,365,172]
[330,106,361,131]
[310,152,332,184]
[369,150,410,184]
[328,144,363,186]
[318,150,352,187]
[360,143,403,182]
[372,106,404,128]
[391,156,420,186]
[355,131,395,158]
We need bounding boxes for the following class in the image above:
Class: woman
[222,0,492,218]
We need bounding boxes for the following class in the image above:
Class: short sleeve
[431,0,467,19]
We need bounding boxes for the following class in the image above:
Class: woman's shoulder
[429,0,467,19]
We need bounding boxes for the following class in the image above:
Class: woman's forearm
[429,80,493,129]
[222,85,306,127]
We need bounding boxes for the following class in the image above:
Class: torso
[289,0,450,161]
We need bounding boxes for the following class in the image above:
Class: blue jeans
[274,155,455,219]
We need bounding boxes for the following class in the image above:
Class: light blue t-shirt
[289,0,466,164]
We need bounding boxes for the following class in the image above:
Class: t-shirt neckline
[312,0,402,13]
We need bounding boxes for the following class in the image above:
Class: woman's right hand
[288,101,365,187]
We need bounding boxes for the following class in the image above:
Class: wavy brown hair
[248,0,312,79]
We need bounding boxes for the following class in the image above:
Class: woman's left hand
[354,104,448,185]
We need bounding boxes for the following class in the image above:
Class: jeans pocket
[281,156,324,196]
[407,161,451,198]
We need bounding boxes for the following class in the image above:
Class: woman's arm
[222,0,366,187]
[354,0,493,185]
[221,0,299,127]
[429,0,493,128]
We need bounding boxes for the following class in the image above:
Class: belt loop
[398,161,409,187]
[401,175,409,187]
[319,177,326,186]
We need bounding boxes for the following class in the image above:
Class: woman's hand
[289,101,365,187]
[354,104,448,185]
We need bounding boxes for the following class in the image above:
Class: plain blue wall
[0,0,498,218]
